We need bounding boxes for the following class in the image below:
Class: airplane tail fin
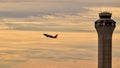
[54,34,58,38]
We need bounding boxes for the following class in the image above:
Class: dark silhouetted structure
[95,12,116,68]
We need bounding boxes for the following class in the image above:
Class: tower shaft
[96,26,115,68]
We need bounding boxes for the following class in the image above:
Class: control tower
[95,12,116,68]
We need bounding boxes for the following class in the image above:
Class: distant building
[95,12,116,68]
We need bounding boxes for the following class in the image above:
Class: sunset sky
[0,0,119,32]
[0,0,120,68]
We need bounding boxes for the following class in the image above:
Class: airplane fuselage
[44,34,58,38]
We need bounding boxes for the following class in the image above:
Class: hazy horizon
[0,0,120,68]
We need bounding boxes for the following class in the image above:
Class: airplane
[43,34,58,38]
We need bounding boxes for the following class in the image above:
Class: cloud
[0,64,11,68]
[0,47,95,64]
[0,0,119,32]
[1,46,120,68]
[0,0,119,13]
[0,11,96,32]
[0,7,119,32]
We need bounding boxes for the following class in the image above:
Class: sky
[0,0,120,68]
[0,0,119,32]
